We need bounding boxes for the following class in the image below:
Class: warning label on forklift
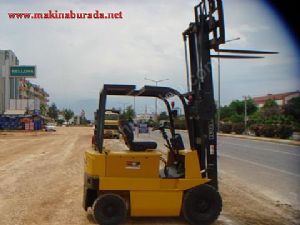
[125,161,141,169]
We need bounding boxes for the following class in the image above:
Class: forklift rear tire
[182,184,222,225]
[92,193,127,225]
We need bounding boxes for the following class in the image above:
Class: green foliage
[262,99,278,109]
[277,124,293,139]
[56,119,65,125]
[283,96,300,131]
[120,105,135,120]
[245,98,259,115]
[219,123,232,133]
[261,100,281,121]
[220,96,296,139]
[158,111,169,121]
[229,113,244,123]
[284,97,300,120]
[39,103,47,116]
[219,97,258,123]
[232,123,245,134]
[219,106,232,122]
[47,103,59,120]
[250,124,293,139]
[249,111,263,125]
[229,100,244,115]
[80,116,90,125]
[174,119,187,130]
[63,108,74,123]
[147,118,157,127]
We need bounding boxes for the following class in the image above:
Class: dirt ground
[0,127,299,225]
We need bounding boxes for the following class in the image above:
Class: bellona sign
[10,66,36,78]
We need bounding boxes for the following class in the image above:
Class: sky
[1,0,299,119]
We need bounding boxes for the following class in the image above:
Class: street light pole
[244,96,247,134]
[217,51,221,131]
[217,37,240,131]
[144,77,169,119]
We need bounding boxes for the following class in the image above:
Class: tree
[120,105,135,120]
[158,111,169,121]
[284,97,300,120]
[260,99,281,123]
[63,108,74,124]
[39,103,47,116]
[219,105,232,121]
[283,96,300,130]
[245,98,258,115]
[47,103,59,120]
[262,99,278,109]
[219,98,257,123]
[80,116,90,125]
[228,100,244,115]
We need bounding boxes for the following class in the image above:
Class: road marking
[220,141,300,157]
[220,153,300,178]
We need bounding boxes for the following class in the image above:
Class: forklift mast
[182,0,225,189]
[182,0,277,189]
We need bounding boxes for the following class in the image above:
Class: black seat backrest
[120,121,157,151]
[119,121,134,146]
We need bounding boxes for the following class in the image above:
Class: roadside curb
[218,133,300,146]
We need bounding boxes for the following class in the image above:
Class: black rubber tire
[182,184,222,225]
[92,193,127,225]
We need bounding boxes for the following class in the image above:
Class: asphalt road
[147,130,300,210]
[218,136,300,209]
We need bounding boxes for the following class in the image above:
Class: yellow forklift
[84,84,222,225]
[83,1,277,224]
[103,110,120,139]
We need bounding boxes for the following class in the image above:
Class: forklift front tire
[182,184,222,225]
[92,193,127,225]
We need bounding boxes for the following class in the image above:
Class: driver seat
[119,121,157,151]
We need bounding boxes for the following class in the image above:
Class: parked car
[45,123,56,132]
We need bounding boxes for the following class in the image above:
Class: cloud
[0,0,299,118]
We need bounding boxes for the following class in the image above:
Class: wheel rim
[195,199,210,213]
[102,203,118,218]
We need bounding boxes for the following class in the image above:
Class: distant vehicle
[104,110,120,139]
[45,123,56,132]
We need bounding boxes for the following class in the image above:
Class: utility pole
[144,77,169,119]
[217,37,240,131]
[244,96,247,134]
[122,102,130,112]
[133,96,136,115]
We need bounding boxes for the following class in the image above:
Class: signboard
[10,66,36,78]
[138,123,149,134]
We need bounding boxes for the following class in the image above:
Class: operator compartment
[106,150,161,178]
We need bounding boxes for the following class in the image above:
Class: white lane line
[220,153,300,178]
[220,141,300,157]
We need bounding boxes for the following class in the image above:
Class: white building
[0,50,48,115]
[135,113,156,122]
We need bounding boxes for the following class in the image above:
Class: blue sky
[0,0,299,118]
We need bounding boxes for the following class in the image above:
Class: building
[135,113,156,122]
[0,50,19,114]
[17,79,49,113]
[0,50,49,115]
[253,91,300,108]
